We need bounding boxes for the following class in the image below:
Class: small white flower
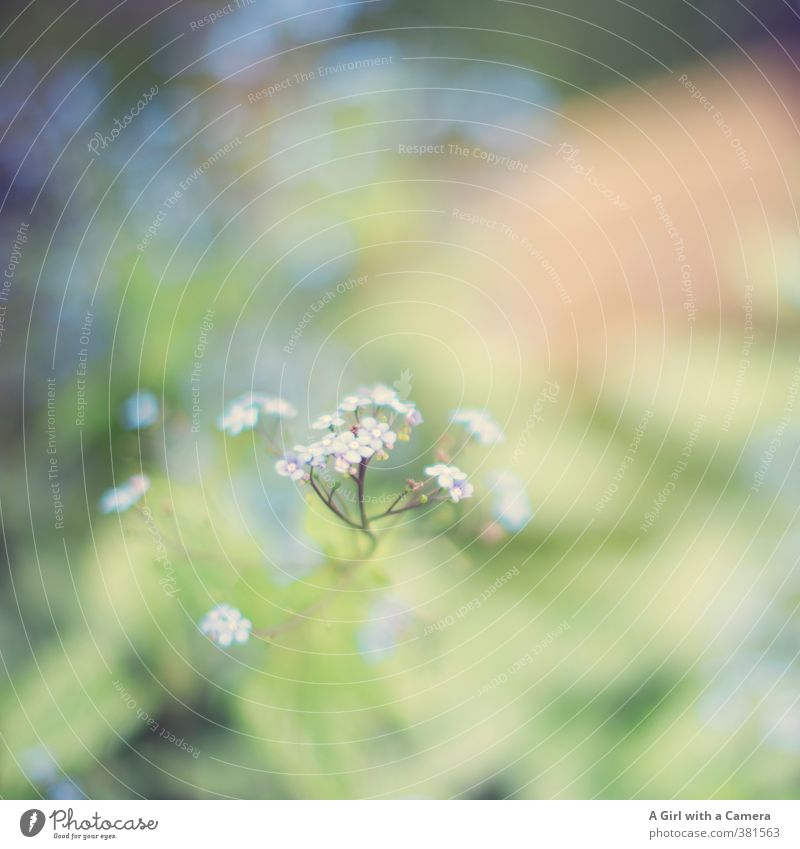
[305,441,330,468]
[451,408,505,445]
[99,474,151,514]
[422,463,474,502]
[262,397,297,418]
[334,433,375,464]
[388,397,411,413]
[315,432,339,454]
[120,390,159,430]
[275,449,306,480]
[200,604,252,646]
[338,394,371,412]
[312,412,345,430]
[338,384,417,415]
[405,406,423,427]
[424,463,467,489]
[219,393,296,435]
[361,383,413,413]
[369,383,399,406]
[99,488,133,514]
[358,416,397,452]
[333,455,355,475]
[448,479,474,503]
[475,420,504,445]
[219,398,259,436]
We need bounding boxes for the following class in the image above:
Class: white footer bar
[2,800,798,848]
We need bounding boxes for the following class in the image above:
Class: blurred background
[1,0,799,799]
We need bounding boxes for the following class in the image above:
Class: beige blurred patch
[483,47,799,372]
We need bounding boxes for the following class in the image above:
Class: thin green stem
[356,458,370,530]
[369,493,450,521]
[309,469,360,529]
[384,488,410,514]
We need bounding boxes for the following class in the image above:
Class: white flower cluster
[98,474,150,513]
[200,604,252,647]
[219,393,297,436]
[451,408,505,445]
[275,384,422,480]
[192,385,519,646]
